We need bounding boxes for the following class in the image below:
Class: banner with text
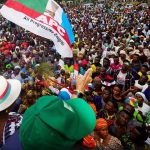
[0,0,75,57]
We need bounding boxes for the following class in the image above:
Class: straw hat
[0,76,21,111]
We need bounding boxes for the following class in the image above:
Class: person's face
[61,70,65,76]
[136,94,144,105]
[95,57,100,65]
[130,42,134,46]
[122,63,129,72]
[25,53,30,57]
[66,58,71,66]
[15,68,20,74]
[124,104,134,116]
[120,54,126,59]
[114,58,119,65]
[132,55,139,62]
[102,90,110,100]
[28,63,32,68]
[21,73,26,79]
[97,126,109,139]
[105,101,114,113]
[54,73,60,79]
[118,111,130,126]
[103,59,110,68]
[100,68,106,76]
[20,61,25,68]
[140,67,147,74]
[113,86,121,96]
[140,37,144,41]
[114,41,119,46]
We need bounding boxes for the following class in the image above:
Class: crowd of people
[0,1,150,150]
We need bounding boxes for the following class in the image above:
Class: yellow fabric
[75,34,78,38]
[138,72,150,81]
[91,64,96,72]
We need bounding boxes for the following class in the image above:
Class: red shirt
[21,42,29,49]
[110,63,122,72]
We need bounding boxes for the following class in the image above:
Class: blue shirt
[144,88,150,102]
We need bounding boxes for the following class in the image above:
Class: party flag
[0,0,75,57]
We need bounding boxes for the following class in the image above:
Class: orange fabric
[95,118,108,130]
[89,103,97,114]
[82,135,96,148]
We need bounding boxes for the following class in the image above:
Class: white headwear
[135,92,148,102]
[0,76,21,111]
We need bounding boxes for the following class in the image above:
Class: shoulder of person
[1,129,23,150]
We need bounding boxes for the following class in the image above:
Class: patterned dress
[96,136,123,150]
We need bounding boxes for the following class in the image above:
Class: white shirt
[117,71,127,85]
[135,103,150,116]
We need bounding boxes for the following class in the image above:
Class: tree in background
[1,0,6,3]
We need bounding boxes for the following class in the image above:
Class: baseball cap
[20,96,96,150]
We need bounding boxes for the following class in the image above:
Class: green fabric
[119,106,123,111]
[121,134,136,150]
[133,111,143,123]
[64,65,74,73]
[119,107,143,123]
[17,0,48,13]
[20,96,96,150]
[145,111,150,125]
[6,64,12,69]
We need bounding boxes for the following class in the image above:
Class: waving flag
[0,0,75,57]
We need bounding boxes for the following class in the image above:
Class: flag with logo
[0,0,75,57]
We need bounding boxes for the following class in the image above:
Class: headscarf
[125,97,138,108]
[135,92,148,103]
[95,118,108,130]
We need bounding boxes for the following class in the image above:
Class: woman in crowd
[94,118,123,150]
[98,101,117,126]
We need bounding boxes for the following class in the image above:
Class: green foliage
[36,63,54,79]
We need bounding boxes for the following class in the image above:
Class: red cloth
[3,50,12,56]
[74,63,79,71]
[21,42,29,48]
[82,135,96,148]
[98,75,114,81]
[82,59,88,66]
[110,63,122,71]
[0,42,15,53]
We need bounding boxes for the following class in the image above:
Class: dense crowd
[0,1,150,150]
